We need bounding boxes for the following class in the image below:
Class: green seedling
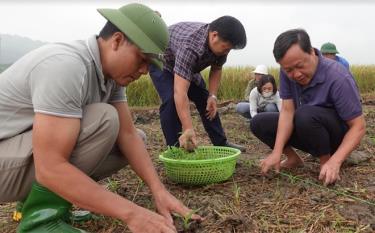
[164,146,218,160]
[106,178,120,193]
[175,208,201,231]
[233,180,241,206]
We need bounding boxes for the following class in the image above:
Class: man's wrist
[209,94,217,101]
[328,155,344,166]
[149,181,166,194]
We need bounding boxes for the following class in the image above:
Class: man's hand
[260,152,282,175]
[206,95,217,120]
[179,129,197,152]
[153,189,203,224]
[126,205,177,233]
[319,159,342,186]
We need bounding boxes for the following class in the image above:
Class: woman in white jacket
[249,74,282,118]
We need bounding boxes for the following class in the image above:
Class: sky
[0,0,374,67]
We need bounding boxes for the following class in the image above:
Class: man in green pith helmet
[0,3,201,233]
[320,42,350,70]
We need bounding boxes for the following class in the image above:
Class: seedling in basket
[165,146,218,160]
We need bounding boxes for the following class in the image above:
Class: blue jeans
[260,103,279,113]
[236,102,251,119]
[149,65,227,146]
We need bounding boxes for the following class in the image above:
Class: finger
[171,204,203,221]
[191,137,198,147]
[212,110,217,118]
[179,140,185,149]
[205,112,212,120]
[324,172,332,186]
[160,209,174,225]
[191,213,204,222]
[274,163,280,173]
[161,222,177,233]
[318,168,325,181]
[206,103,211,112]
[158,212,176,232]
[205,111,212,120]
[260,160,265,170]
[162,226,177,233]
[261,164,268,175]
[324,175,331,186]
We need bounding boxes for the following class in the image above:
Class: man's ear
[310,47,315,55]
[111,32,125,51]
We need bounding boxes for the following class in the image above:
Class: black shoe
[224,141,246,152]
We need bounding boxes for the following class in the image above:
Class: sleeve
[330,76,362,121]
[30,54,86,118]
[279,69,293,99]
[173,47,198,81]
[275,91,282,111]
[249,87,258,118]
[109,84,127,103]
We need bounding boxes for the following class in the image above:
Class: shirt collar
[304,48,326,89]
[86,35,107,93]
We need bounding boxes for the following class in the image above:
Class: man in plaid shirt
[149,16,247,152]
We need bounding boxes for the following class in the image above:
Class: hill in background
[0,33,46,65]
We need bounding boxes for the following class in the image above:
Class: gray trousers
[0,103,146,202]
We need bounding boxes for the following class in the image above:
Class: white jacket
[249,87,282,118]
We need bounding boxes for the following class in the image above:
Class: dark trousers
[149,65,227,146]
[250,105,348,157]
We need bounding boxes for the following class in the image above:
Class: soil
[1,103,374,233]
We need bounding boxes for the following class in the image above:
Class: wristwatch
[209,94,217,101]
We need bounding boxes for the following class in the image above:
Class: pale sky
[0,0,374,66]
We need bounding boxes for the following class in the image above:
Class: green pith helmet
[97,3,169,69]
[320,42,339,54]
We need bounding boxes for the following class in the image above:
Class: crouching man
[0,3,201,233]
[250,29,365,186]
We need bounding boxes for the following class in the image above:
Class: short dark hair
[99,21,123,40]
[209,16,247,49]
[273,28,312,62]
[257,74,278,95]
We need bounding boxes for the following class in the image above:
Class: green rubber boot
[17,182,88,233]
[13,202,93,223]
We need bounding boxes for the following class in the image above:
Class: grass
[125,65,375,107]
[1,64,374,107]
[232,179,241,207]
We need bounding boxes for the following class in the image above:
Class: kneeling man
[250,29,365,185]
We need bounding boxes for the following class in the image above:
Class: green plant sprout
[163,146,220,160]
[233,180,241,206]
[174,208,201,231]
[106,178,120,193]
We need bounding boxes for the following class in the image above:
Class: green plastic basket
[159,146,241,185]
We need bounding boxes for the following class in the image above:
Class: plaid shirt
[163,22,227,85]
